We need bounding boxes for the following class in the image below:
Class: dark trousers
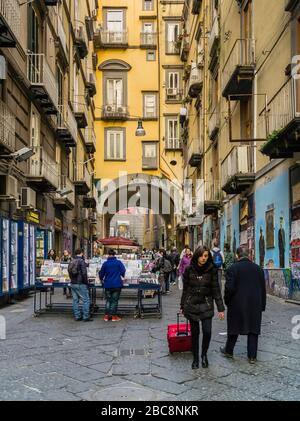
[105,288,121,316]
[225,333,259,359]
[190,318,212,361]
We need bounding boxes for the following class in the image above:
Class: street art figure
[233,230,237,255]
[278,216,285,268]
[259,226,265,268]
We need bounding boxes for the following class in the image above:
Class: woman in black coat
[180,246,225,369]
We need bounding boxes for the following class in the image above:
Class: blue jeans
[71,284,90,320]
[105,288,121,316]
[170,270,177,284]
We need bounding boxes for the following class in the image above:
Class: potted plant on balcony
[260,128,283,155]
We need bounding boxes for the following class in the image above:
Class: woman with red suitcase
[180,246,225,369]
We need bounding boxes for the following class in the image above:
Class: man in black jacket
[220,247,266,364]
[68,248,93,322]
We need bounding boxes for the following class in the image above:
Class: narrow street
[0,289,299,401]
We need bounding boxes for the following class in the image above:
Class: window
[166,22,180,54]
[143,0,154,11]
[106,79,123,105]
[142,142,158,169]
[106,9,124,32]
[105,129,125,160]
[28,4,39,53]
[143,93,157,118]
[166,118,179,149]
[168,72,179,89]
[146,51,156,61]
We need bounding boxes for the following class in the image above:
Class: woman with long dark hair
[180,246,225,369]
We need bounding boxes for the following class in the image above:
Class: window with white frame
[144,93,157,118]
[166,22,180,53]
[142,142,158,169]
[166,118,179,149]
[106,79,123,105]
[105,129,125,160]
[168,72,179,89]
[143,0,154,11]
[106,9,125,42]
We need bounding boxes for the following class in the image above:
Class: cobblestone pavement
[0,286,300,401]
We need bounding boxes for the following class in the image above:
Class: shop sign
[55,217,62,231]
[26,211,40,224]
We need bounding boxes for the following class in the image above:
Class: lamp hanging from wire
[135,119,146,136]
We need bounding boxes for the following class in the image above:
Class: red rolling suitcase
[167,313,192,354]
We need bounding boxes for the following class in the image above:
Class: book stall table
[33,259,162,318]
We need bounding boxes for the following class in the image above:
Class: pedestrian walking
[169,247,180,285]
[180,246,225,369]
[180,244,190,259]
[178,247,193,278]
[211,240,224,288]
[220,247,266,364]
[61,250,72,298]
[68,248,93,322]
[152,248,173,294]
[223,243,235,273]
[99,249,126,322]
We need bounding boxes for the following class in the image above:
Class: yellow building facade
[94,0,185,245]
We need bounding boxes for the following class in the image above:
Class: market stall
[33,257,162,318]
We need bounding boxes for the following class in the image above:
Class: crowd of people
[43,241,266,370]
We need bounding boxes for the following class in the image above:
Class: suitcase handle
[177,312,189,336]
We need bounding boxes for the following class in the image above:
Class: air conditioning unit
[117,106,126,114]
[105,105,113,113]
[0,175,18,201]
[167,88,178,97]
[21,187,36,209]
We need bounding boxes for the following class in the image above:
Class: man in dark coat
[220,247,266,364]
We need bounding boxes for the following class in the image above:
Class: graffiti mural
[255,171,290,269]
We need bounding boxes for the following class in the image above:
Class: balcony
[0,99,15,153]
[180,35,189,62]
[208,106,220,140]
[260,78,300,159]
[53,175,75,210]
[26,147,59,192]
[188,66,203,98]
[86,73,97,97]
[140,32,157,49]
[165,137,182,151]
[56,104,78,147]
[0,0,20,47]
[84,127,96,154]
[83,191,97,209]
[208,16,219,58]
[187,139,203,167]
[74,21,88,59]
[204,180,222,215]
[56,15,68,67]
[165,88,183,102]
[221,146,255,195]
[102,104,128,121]
[27,53,59,115]
[74,165,91,195]
[94,27,128,49]
[192,0,202,14]
[72,95,88,128]
[285,0,299,12]
[222,39,255,100]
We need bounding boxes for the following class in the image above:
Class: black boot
[191,356,199,369]
[201,354,209,368]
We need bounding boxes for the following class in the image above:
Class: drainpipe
[156,0,161,174]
